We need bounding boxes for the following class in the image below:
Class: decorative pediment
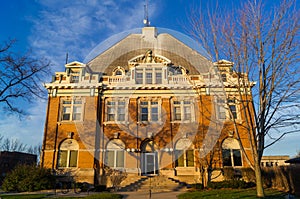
[128,50,171,66]
[65,61,86,68]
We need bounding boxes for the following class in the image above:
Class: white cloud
[0,99,46,148]
[29,0,155,70]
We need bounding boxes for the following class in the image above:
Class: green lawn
[178,188,295,199]
[0,193,122,199]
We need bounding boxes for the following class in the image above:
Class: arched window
[57,139,79,168]
[105,139,125,168]
[175,138,194,167]
[112,66,125,76]
[115,70,123,76]
[222,138,242,167]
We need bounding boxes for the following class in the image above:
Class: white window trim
[57,139,79,169]
[105,139,126,169]
[222,138,243,168]
[60,97,85,122]
[172,98,195,123]
[105,149,125,169]
[227,98,240,121]
[175,149,195,167]
[134,66,165,85]
[138,98,162,123]
[105,98,129,123]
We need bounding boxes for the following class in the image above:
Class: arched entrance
[141,140,158,175]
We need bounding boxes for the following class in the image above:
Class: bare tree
[0,39,51,115]
[188,0,299,197]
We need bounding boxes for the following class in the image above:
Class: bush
[207,179,255,189]
[2,164,55,192]
[93,185,107,192]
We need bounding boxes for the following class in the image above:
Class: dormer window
[112,66,125,76]
[115,70,122,76]
[70,71,80,83]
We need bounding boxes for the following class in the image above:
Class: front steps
[118,175,190,192]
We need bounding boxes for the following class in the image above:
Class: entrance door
[145,153,156,175]
[141,140,158,175]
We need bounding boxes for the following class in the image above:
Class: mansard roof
[87,27,212,76]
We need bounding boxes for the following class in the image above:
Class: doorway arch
[141,139,159,175]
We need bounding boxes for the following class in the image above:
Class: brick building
[41,27,255,185]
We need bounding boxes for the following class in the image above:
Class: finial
[143,0,150,27]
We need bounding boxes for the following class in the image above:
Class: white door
[145,153,157,175]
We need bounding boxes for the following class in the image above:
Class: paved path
[117,191,184,199]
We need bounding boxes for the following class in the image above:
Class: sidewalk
[117,191,184,199]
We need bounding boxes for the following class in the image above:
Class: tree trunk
[255,160,265,197]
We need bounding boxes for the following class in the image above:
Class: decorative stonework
[128,50,171,67]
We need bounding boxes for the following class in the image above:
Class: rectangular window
[58,150,68,167]
[173,100,193,122]
[155,72,162,84]
[61,99,83,121]
[107,101,115,121]
[105,150,124,168]
[233,149,242,166]
[117,101,125,121]
[58,150,78,168]
[175,150,184,167]
[175,150,194,167]
[151,107,158,121]
[73,100,82,121]
[186,150,194,167]
[106,151,114,167]
[229,105,237,119]
[222,149,232,166]
[146,72,152,84]
[174,101,181,121]
[141,107,148,121]
[140,100,160,122]
[116,150,125,167]
[62,107,71,120]
[136,72,143,84]
[221,74,227,82]
[106,100,127,122]
[69,150,78,167]
[183,104,191,121]
[151,102,158,121]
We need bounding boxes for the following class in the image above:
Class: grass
[178,188,295,199]
[0,193,122,199]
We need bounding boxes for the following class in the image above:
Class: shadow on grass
[178,188,294,199]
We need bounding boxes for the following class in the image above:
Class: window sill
[58,121,84,125]
[104,121,128,125]
[171,121,196,124]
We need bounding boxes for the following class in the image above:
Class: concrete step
[119,175,189,192]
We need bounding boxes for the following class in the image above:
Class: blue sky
[0,0,299,157]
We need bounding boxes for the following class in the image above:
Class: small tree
[104,167,127,191]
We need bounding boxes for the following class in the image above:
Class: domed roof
[86,27,213,75]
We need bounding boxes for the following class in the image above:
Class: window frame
[139,99,161,122]
[60,98,84,122]
[134,67,164,85]
[175,149,195,167]
[172,99,195,122]
[105,99,128,123]
[222,138,243,167]
[57,139,79,169]
[228,98,238,120]
[105,140,125,169]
